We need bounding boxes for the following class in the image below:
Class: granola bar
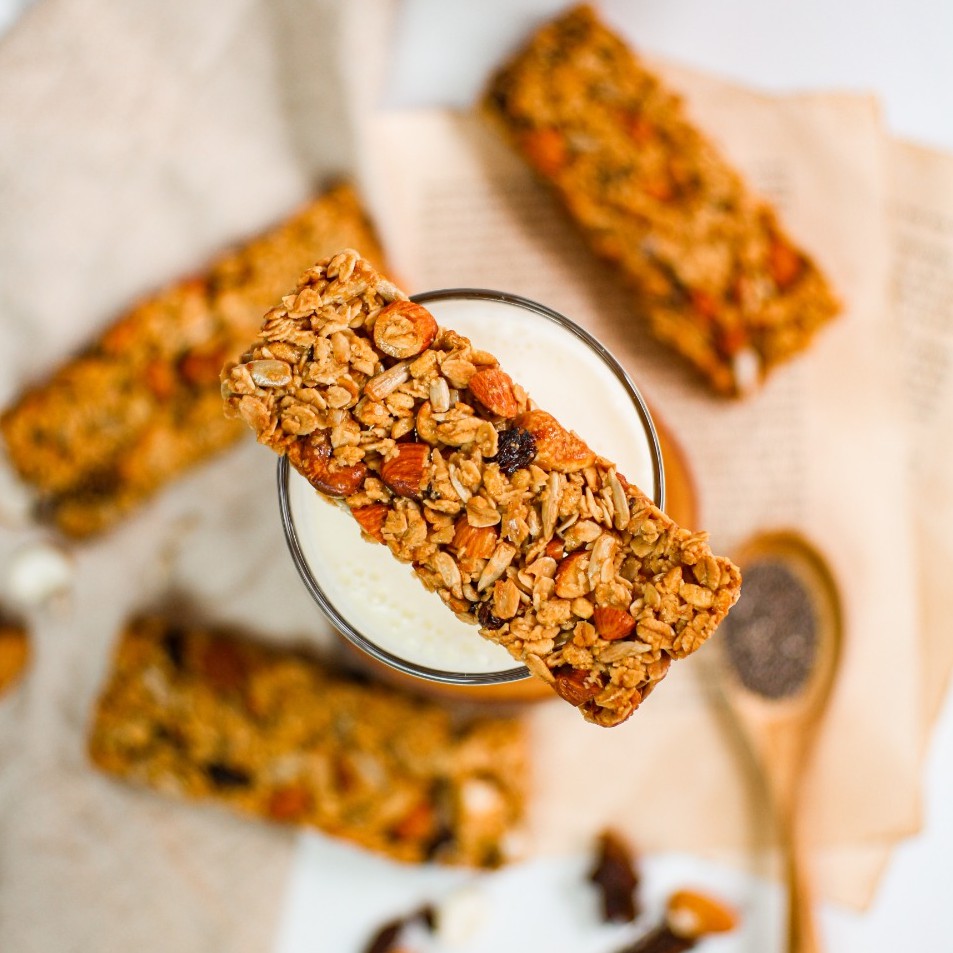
[0,620,29,696]
[1,184,385,537]
[221,250,742,727]
[483,5,840,396]
[88,617,527,867]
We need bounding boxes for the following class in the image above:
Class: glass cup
[279,289,692,702]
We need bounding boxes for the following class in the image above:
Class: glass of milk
[278,290,664,689]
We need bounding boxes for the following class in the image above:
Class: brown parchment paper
[364,73,922,907]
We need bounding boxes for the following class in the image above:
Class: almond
[666,889,738,938]
[469,367,518,418]
[373,301,438,359]
[452,517,498,559]
[552,666,602,707]
[544,538,565,561]
[381,443,429,498]
[514,410,595,472]
[350,503,388,543]
[554,550,591,599]
[592,606,637,642]
[287,438,367,497]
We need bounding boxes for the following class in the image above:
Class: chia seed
[721,559,818,699]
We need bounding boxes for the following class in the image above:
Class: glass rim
[278,287,665,686]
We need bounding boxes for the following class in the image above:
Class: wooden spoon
[706,531,842,953]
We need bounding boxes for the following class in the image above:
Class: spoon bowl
[711,531,843,953]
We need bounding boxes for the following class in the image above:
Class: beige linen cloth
[0,1,394,951]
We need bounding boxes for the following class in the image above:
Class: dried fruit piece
[373,301,438,358]
[381,443,429,499]
[768,237,803,289]
[267,784,313,821]
[477,601,505,630]
[180,347,229,386]
[0,624,29,695]
[552,666,601,707]
[514,410,594,472]
[522,127,569,176]
[287,438,367,497]
[392,801,436,842]
[361,906,437,953]
[469,367,519,418]
[590,829,641,923]
[351,503,388,543]
[491,426,536,475]
[666,889,738,938]
[452,517,498,560]
[362,919,403,953]
[200,638,248,692]
[593,607,637,642]
[620,926,692,953]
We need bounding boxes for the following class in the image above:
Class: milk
[286,294,659,677]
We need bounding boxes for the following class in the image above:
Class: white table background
[1,0,950,949]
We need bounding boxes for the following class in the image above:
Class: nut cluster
[221,250,741,726]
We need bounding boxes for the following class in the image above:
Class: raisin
[477,601,505,630]
[590,829,641,923]
[361,920,402,953]
[491,427,536,475]
[361,903,437,953]
[205,762,251,788]
[617,926,693,953]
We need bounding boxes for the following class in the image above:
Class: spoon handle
[781,806,823,953]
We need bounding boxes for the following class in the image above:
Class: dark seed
[491,427,536,476]
[590,829,641,923]
[162,628,186,670]
[477,601,505,630]
[205,762,252,788]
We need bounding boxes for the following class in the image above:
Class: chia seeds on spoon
[721,559,818,699]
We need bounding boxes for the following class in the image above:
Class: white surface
[276,835,784,953]
[289,294,658,675]
[280,3,953,951]
[387,0,953,151]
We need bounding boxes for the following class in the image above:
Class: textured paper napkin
[0,1,387,950]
